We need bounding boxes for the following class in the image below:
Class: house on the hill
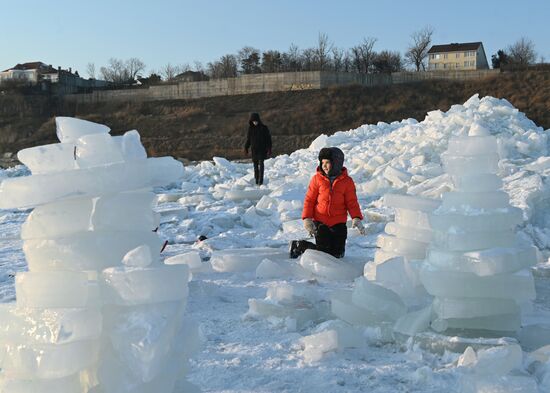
[174,70,209,82]
[0,61,107,93]
[0,61,56,83]
[427,42,489,71]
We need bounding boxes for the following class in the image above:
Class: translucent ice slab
[247,298,320,330]
[300,321,364,362]
[21,197,93,239]
[97,342,182,393]
[429,207,523,233]
[330,290,382,326]
[431,313,521,333]
[0,157,183,209]
[432,297,519,319]
[164,251,202,271]
[0,373,83,393]
[21,192,158,239]
[384,193,440,212]
[91,192,158,232]
[376,234,429,259]
[55,117,110,144]
[460,374,538,393]
[17,143,78,175]
[432,229,516,251]
[393,306,432,337]
[451,173,503,192]
[15,271,91,308]
[0,304,101,344]
[441,191,510,210]
[351,277,407,321]
[101,265,189,306]
[103,301,185,382]
[0,339,99,379]
[420,267,535,301]
[211,247,288,272]
[24,231,162,272]
[385,222,432,243]
[18,130,146,176]
[75,133,124,168]
[299,249,362,280]
[394,208,431,229]
[426,245,537,276]
[446,135,498,156]
[373,256,425,301]
[442,152,499,176]
[225,188,271,201]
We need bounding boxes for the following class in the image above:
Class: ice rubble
[0,118,199,393]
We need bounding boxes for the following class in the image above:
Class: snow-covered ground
[2,94,550,392]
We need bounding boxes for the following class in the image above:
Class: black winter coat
[245,115,272,160]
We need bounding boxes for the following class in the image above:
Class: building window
[456,53,460,58]
[444,53,448,59]
[464,61,469,67]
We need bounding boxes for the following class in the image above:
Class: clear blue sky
[1,0,548,76]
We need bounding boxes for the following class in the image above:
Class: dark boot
[289,240,316,259]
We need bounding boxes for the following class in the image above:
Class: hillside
[1,71,549,162]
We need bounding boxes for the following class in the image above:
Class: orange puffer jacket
[302,167,363,227]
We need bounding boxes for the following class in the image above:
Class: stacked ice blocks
[0,118,196,392]
[365,193,440,301]
[330,194,439,329]
[420,125,537,334]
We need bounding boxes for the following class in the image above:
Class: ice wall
[420,124,538,335]
[0,118,197,392]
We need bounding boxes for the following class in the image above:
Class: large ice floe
[0,118,199,392]
[2,94,550,392]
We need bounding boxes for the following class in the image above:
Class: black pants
[253,159,264,185]
[290,222,347,259]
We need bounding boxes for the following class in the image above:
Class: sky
[1,0,549,76]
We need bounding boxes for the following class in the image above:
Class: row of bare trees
[205,33,407,79]
[89,29,540,83]
[492,37,539,68]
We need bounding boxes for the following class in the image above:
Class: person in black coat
[244,112,272,185]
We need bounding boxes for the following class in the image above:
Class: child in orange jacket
[290,147,365,259]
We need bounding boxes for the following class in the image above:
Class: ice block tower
[420,123,537,335]
[366,193,440,300]
[0,118,197,392]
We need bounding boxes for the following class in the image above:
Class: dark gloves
[244,148,249,156]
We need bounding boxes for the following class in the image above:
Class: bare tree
[125,58,146,80]
[315,32,333,71]
[301,48,316,71]
[85,62,96,79]
[284,43,302,71]
[194,61,205,73]
[350,37,377,73]
[207,55,238,79]
[507,37,537,66]
[160,63,179,81]
[100,58,128,83]
[331,47,345,72]
[405,26,434,71]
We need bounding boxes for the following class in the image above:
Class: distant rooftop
[428,42,483,54]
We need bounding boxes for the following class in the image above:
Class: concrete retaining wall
[64,69,500,104]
